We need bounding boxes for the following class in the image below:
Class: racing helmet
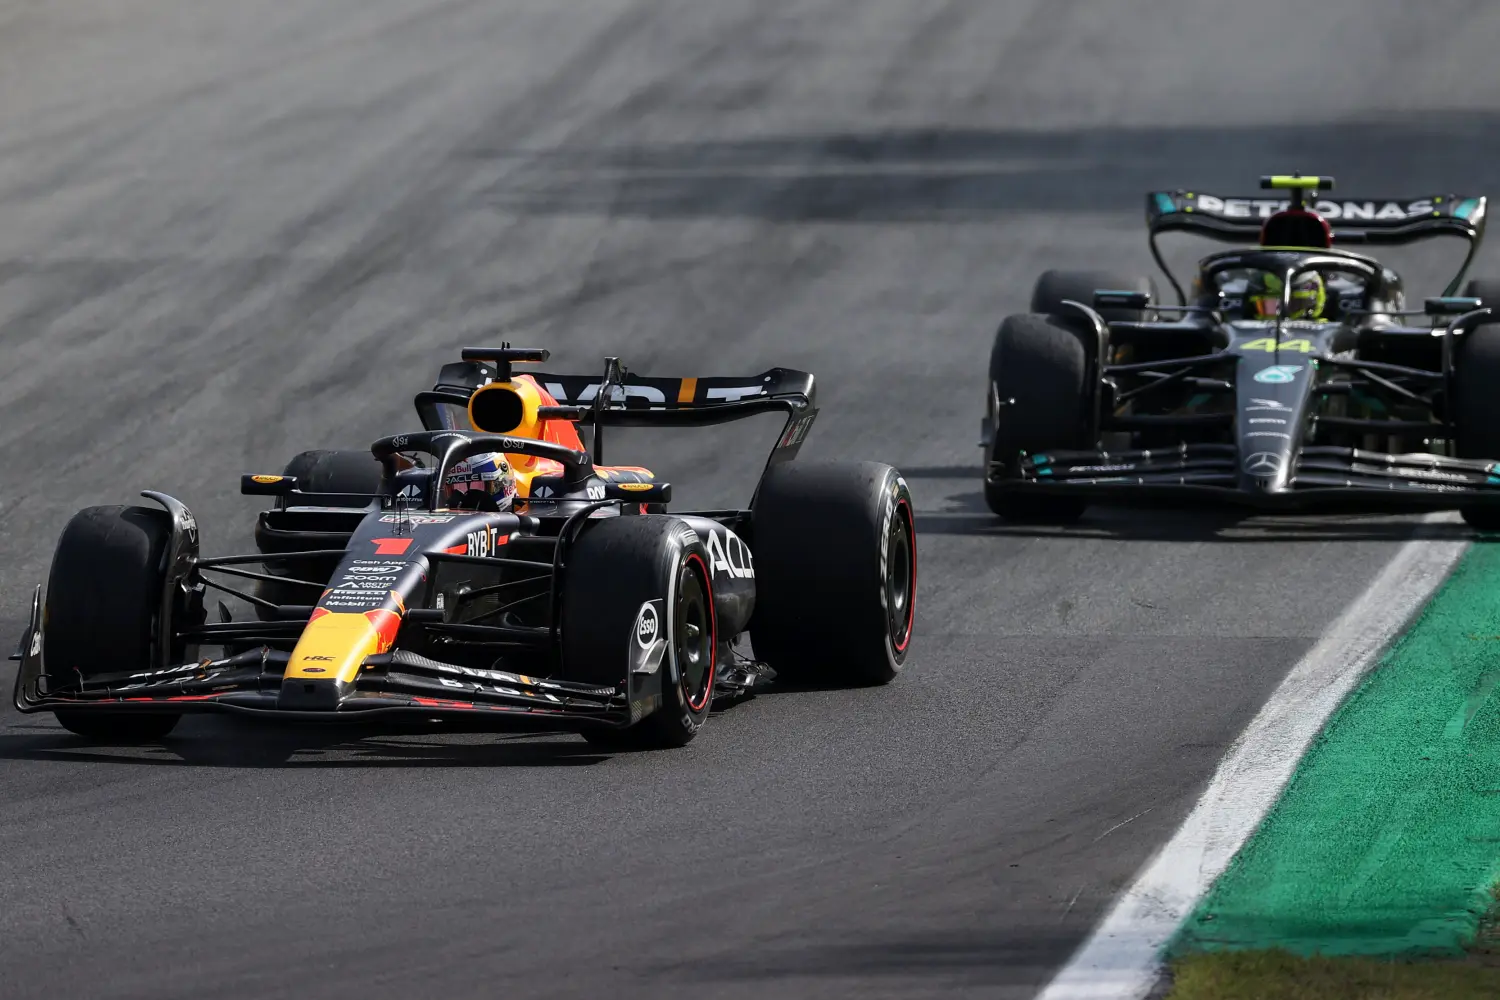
[1247,269,1326,320]
[442,453,517,511]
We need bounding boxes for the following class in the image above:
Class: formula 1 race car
[981,174,1500,528]
[12,348,916,749]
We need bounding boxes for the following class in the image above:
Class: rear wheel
[1031,269,1155,325]
[985,312,1092,522]
[253,449,386,615]
[562,516,716,749]
[1461,279,1500,316]
[1453,286,1500,531]
[282,448,384,502]
[750,461,915,687]
[43,505,185,742]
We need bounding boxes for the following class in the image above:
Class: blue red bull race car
[13,348,916,749]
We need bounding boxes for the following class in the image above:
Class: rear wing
[1147,190,1487,245]
[529,366,819,474]
[1145,176,1487,302]
[418,348,819,480]
[528,368,815,422]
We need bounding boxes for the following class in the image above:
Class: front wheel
[54,711,179,742]
[1452,294,1500,531]
[562,516,717,749]
[985,312,1092,523]
[750,461,916,687]
[42,505,189,743]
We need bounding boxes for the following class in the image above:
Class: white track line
[1036,518,1469,1000]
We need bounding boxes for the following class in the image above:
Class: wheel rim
[676,555,715,711]
[885,499,915,653]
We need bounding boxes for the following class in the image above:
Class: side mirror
[1424,296,1483,316]
[241,474,298,496]
[1094,289,1151,311]
[604,481,671,503]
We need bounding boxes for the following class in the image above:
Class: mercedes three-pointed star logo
[1243,452,1285,476]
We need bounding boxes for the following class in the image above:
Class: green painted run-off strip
[1170,541,1500,958]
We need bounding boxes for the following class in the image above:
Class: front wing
[10,588,643,729]
[11,588,771,729]
[989,444,1500,512]
[17,651,636,731]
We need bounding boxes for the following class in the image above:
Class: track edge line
[1033,516,1470,1000]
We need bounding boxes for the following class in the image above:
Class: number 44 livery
[981,173,1500,527]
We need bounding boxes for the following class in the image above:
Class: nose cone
[278,608,401,709]
[1241,450,1291,491]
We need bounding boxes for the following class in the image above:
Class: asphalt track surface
[1,2,1498,997]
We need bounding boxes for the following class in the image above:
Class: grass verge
[1163,899,1500,998]
[1160,539,1500,995]
[1168,543,1500,959]
[1163,946,1499,999]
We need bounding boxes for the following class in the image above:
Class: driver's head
[1248,269,1326,319]
[443,453,517,511]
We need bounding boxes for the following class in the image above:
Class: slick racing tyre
[252,449,386,615]
[1461,279,1500,331]
[750,461,916,687]
[562,516,717,750]
[985,312,1091,523]
[43,505,187,742]
[1453,281,1500,531]
[282,448,384,503]
[1031,269,1155,325]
